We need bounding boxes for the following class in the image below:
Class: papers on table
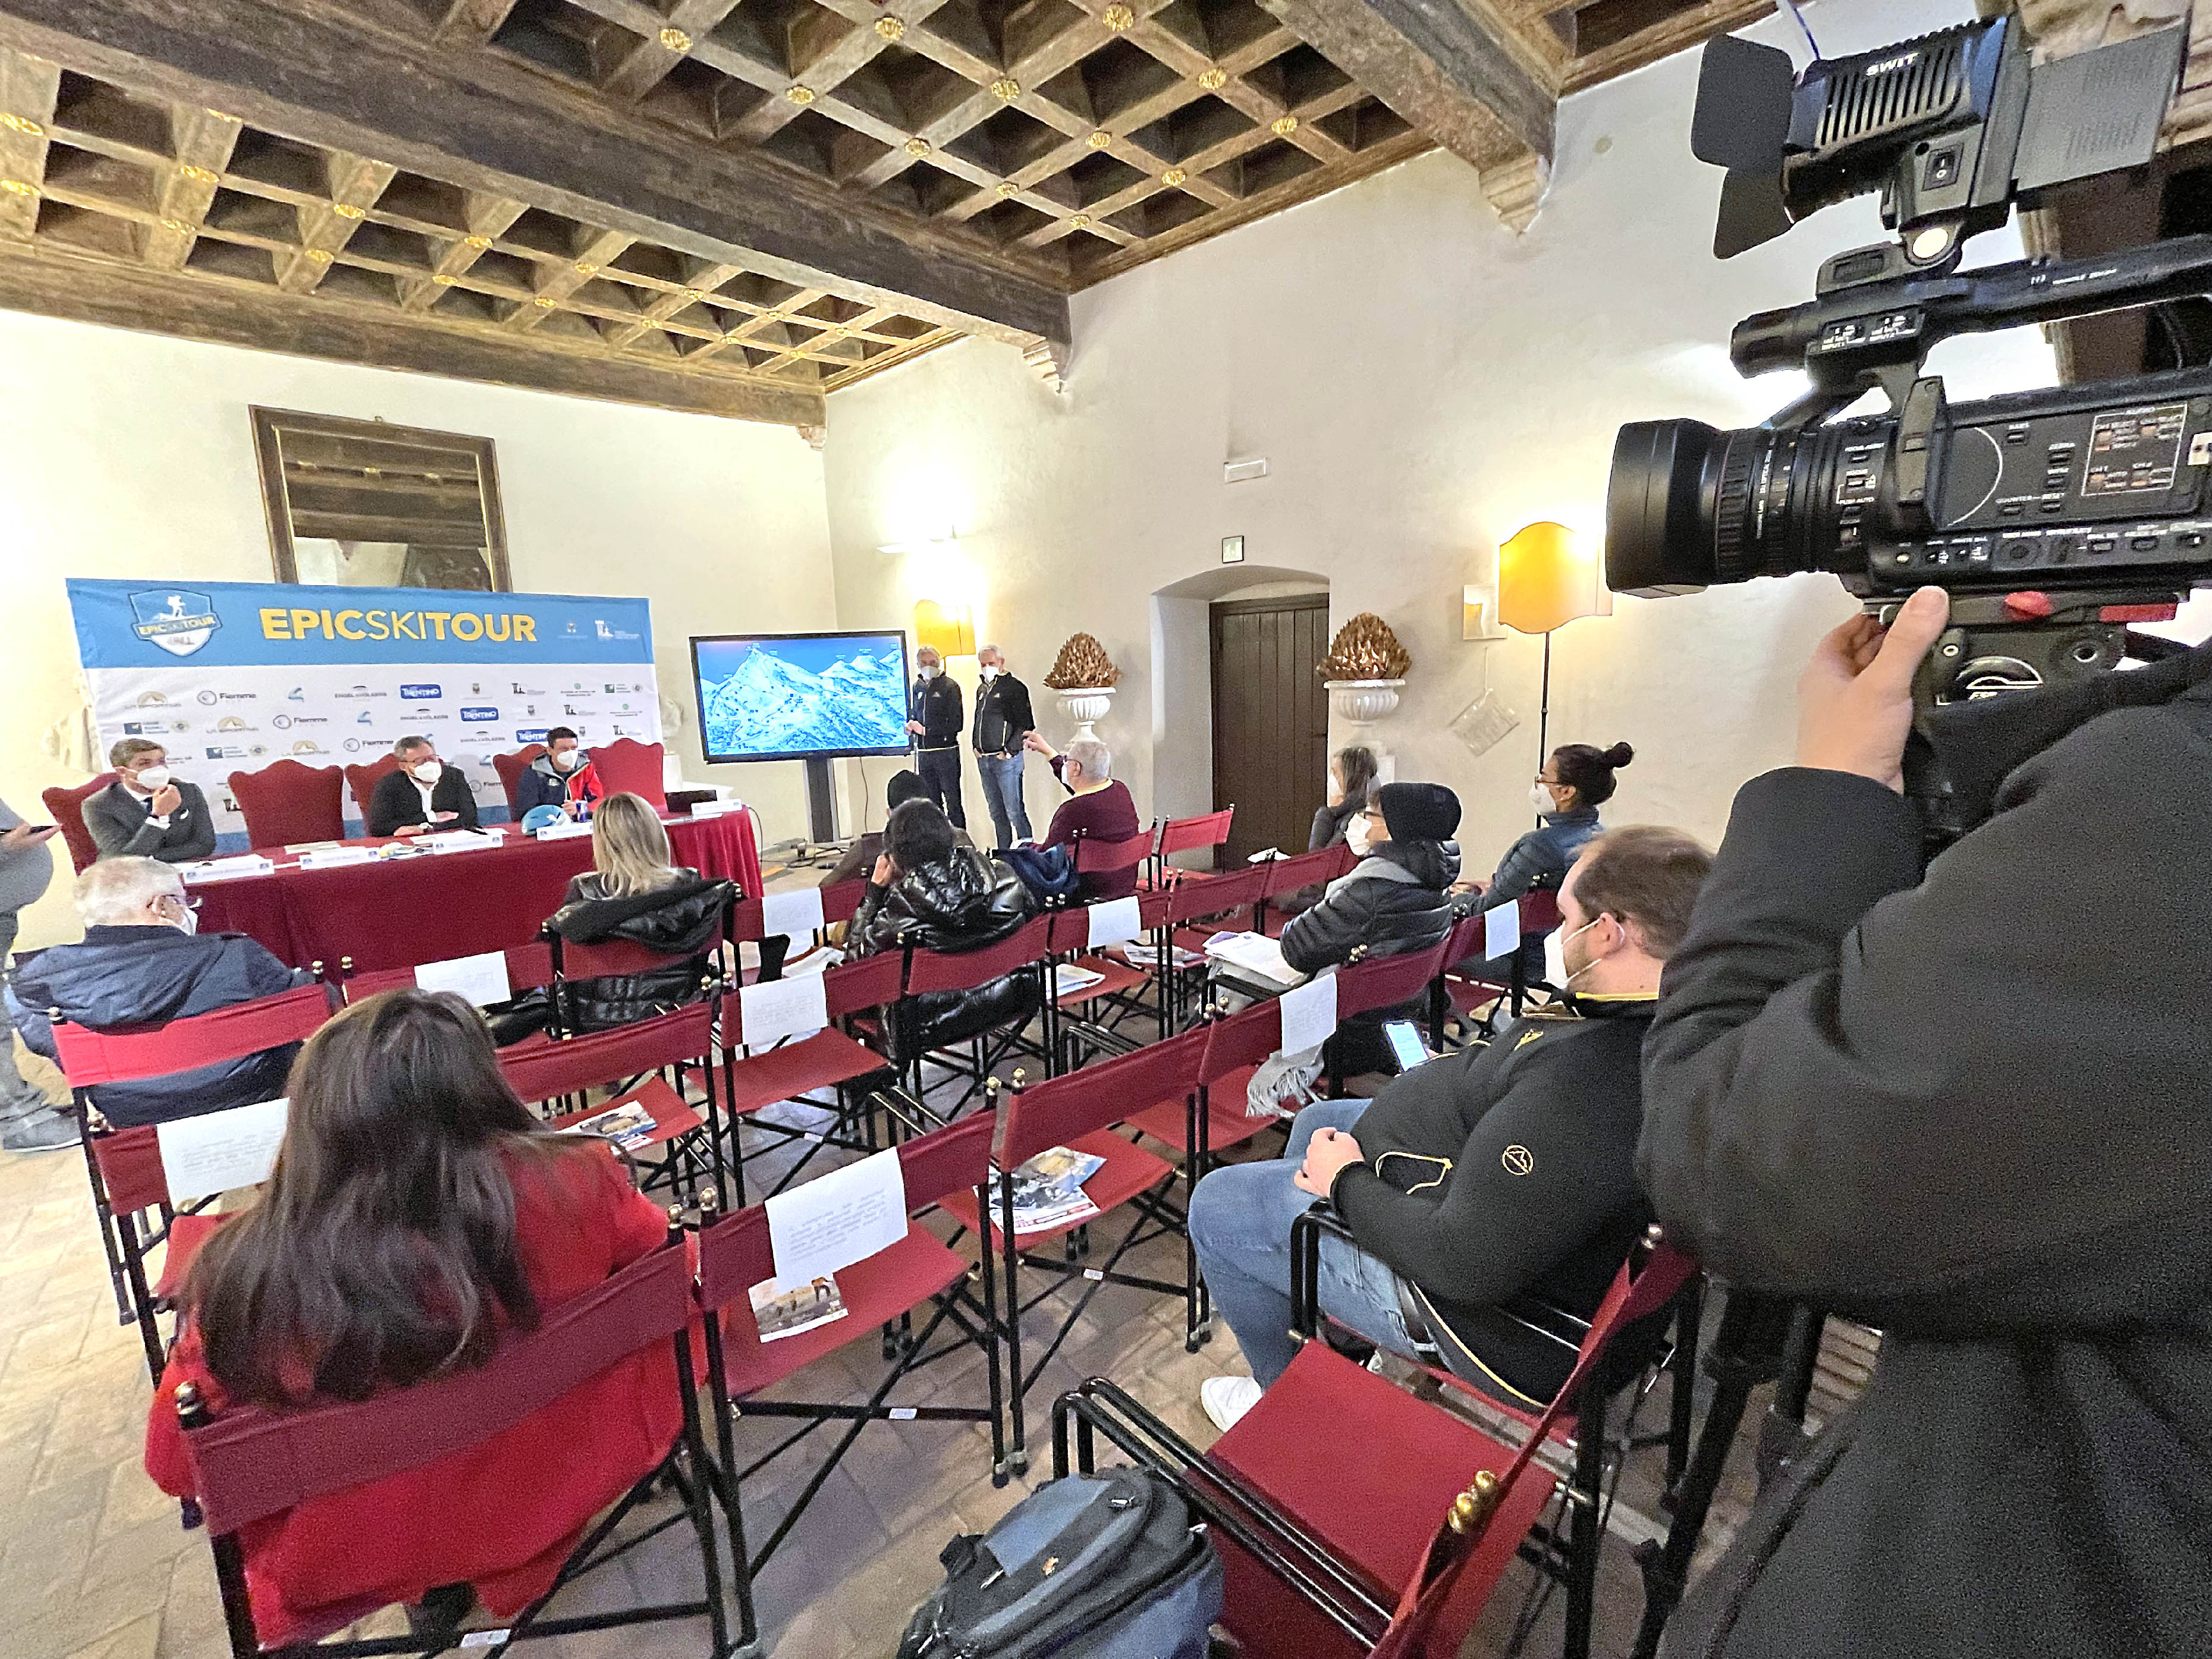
[1086,894,1143,950]
[764,1146,907,1289]
[1484,901,1522,960]
[415,950,512,1008]
[749,1275,849,1342]
[1052,963,1107,998]
[561,1099,658,1151]
[1113,939,1205,972]
[1279,972,1340,1057]
[297,845,378,870]
[739,971,829,1048]
[420,829,503,854]
[534,819,596,841]
[156,1098,288,1203]
[760,885,827,942]
[179,855,276,883]
[1007,1145,1105,1236]
[1203,930,1306,989]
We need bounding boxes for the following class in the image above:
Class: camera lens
[1608,417,1863,594]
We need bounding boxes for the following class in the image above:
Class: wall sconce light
[1462,587,1506,641]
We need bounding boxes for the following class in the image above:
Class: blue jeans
[975,752,1032,850]
[1187,1101,1414,1388]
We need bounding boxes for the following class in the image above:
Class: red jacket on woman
[145,1143,681,1645]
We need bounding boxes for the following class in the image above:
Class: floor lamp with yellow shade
[1497,522,1611,813]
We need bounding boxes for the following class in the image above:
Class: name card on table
[157,1098,288,1203]
[535,819,596,842]
[761,886,826,941]
[764,1145,907,1290]
[416,950,513,1008]
[1086,895,1143,951]
[180,856,275,884]
[1279,972,1339,1058]
[690,799,744,818]
[299,845,378,871]
[739,972,829,1047]
[421,830,503,854]
[1484,901,1522,960]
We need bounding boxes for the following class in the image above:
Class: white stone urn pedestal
[1324,678,1405,727]
[1054,686,1115,743]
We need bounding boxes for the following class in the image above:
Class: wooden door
[1210,593,1331,864]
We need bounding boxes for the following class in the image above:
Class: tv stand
[803,756,838,844]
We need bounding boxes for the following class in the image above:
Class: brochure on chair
[748,1274,849,1342]
[561,1099,656,1150]
[1111,939,1205,972]
[1007,1145,1105,1234]
[1051,963,1107,998]
[1202,930,1306,988]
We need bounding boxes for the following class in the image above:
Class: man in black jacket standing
[970,643,1035,850]
[1190,824,1711,1431]
[1641,586,2212,1659]
[367,736,481,837]
[84,740,217,864]
[906,645,966,830]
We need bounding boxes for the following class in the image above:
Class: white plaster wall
[821,0,2059,871]
[0,313,838,945]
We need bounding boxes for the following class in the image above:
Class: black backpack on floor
[897,1468,1223,1659]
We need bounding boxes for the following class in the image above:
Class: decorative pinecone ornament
[1318,612,1411,680]
[1042,631,1121,689]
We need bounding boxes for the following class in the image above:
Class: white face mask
[979,665,1000,681]
[1543,915,1604,989]
[551,748,579,772]
[1529,782,1554,815]
[412,760,444,785]
[134,765,172,791]
[1346,813,1374,856]
[918,664,939,681]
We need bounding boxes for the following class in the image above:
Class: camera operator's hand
[1796,586,1948,791]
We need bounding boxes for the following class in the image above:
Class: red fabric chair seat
[939,1129,1174,1248]
[154,1210,229,1301]
[1056,954,1151,1008]
[1121,1062,1274,1154]
[715,1224,970,1398]
[1447,977,1510,1019]
[710,1029,891,1118]
[547,1075,701,1150]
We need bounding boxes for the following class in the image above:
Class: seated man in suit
[1188,825,1711,1430]
[7,857,314,1127]
[367,736,480,838]
[84,740,217,865]
[513,727,602,819]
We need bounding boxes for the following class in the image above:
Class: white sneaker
[1200,1375,1263,1432]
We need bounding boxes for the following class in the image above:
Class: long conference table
[187,811,763,973]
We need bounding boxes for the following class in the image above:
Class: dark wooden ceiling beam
[1254,0,1555,168]
[0,0,1072,343]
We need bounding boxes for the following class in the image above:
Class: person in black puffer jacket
[850,799,1038,1059]
[1280,781,1460,1076]
[542,793,732,1033]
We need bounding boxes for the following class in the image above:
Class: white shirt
[125,781,172,829]
[411,774,438,819]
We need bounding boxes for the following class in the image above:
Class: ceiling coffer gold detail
[995,182,1018,197]
[0,113,41,136]
[306,247,334,262]
[1162,166,1186,186]
[1086,130,1111,149]
[658,27,691,51]
[1102,4,1135,30]
[1,178,35,196]
[179,164,218,183]
[1069,213,1090,228]
[1195,67,1227,90]
[333,203,365,219]
[464,234,492,249]
[990,77,1020,101]
[786,84,815,105]
[875,16,903,40]
[1271,115,1299,136]
[905,137,931,156]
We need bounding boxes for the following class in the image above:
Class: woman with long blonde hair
[543,792,731,1030]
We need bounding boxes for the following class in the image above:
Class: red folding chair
[547,879,735,1035]
[42,772,117,875]
[227,759,346,849]
[893,912,1052,1104]
[341,754,403,824]
[178,1231,727,1659]
[1053,1241,1700,1659]
[938,1026,1211,1468]
[1044,888,1175,1064]
[51,983,334,1380]
[730,878,868,983]
[1258,842,1358,936]
[1165,860,1273,1028]
[694,1108,1006,1617]
[498,1000,726,1201]
[1434,910,1507,1041]
[1145,807,1234,889]
[1324,939,1454,1091]
[338,941,558,1004]
[1072,827,1152,903]
[491,744,548,817]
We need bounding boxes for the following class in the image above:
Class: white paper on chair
[1484,901,1522,960]
[765,1146,907,1288]
[157,1098,288,1203]
[415,950,513,1008]
[1086,895,1143,950]
[740,971,828,1047]
[761,886,827,941]
[1279,973,1338,1057]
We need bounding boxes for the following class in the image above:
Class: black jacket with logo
[909,675,964,750]
[1641,654,2212,1659]
[544,871,732,1032]
[1328,1000,1653,1406]
[851,846,1037,1055]
[970,674,1036,756]
[366,766,480,837]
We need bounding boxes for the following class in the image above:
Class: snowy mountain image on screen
[701,640,907,758]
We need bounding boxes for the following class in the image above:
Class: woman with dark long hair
[1309,746,1380,850]
[144,989,681,1645]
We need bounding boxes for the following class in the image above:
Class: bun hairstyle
[1551,741,1635,807]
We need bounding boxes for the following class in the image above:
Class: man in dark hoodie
[1277,780,1462,1077]
[7,857,312,1127]
[1641,587,2212,1659]
[1191,824,1711,1431]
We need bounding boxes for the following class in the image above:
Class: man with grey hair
[1024,732,1143,900]
[906,645,967,831]
[367,734,479,838]
[970,643,1036,850]
[6,857,310,1129]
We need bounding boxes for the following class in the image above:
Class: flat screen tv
[690,630,911,763]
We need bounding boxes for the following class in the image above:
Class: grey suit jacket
[84,780,218,863]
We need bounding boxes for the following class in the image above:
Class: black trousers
[915,747,966,828]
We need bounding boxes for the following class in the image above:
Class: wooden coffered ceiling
[0,0,1773,423]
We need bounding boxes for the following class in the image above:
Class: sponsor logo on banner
[401,684,441,699]
[512,681,545,696]
[460,707,499,722]
[130,589,221,657]
[357,711,375,724]
[594,619,641,642]
[124,720,190,736]
[563,681,593,695]
[287,687,305,701]
[516,728,549,743]
[214,716,254,733]
[136,692,177,708]
[344,739,363,753]
[333,686,388,700]
[291,740,327,755]
[203,744,264,760]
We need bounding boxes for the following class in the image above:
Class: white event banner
[67,577,661,851]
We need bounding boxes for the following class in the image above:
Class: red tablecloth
[191,812,762,973]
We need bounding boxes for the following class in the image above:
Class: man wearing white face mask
[906,645,967,830]
[513,727,603,819]
[1190,825,1711,1430]
[367,736,481,838]
[6,857,310,1129]
[86,740,218,863]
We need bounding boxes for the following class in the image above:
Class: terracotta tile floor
[0,1037,1776,1659]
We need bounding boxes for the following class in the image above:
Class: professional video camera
[1606,9,2200,708]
